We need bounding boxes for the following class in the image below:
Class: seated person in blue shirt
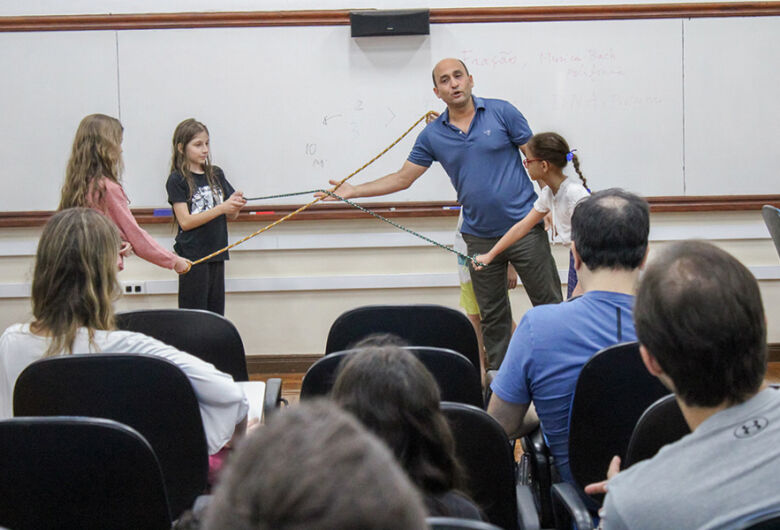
[487,188,650,490]
[318,57,562,379]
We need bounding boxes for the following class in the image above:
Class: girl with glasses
[474,132,590,298]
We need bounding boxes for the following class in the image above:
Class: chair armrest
[520,427,555,527]
[551,483,594,530]
[516,484,541,530]
[263,378,284,421]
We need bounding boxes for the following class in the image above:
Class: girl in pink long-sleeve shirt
[59,114,190,274]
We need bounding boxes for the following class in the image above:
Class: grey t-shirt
[601,388,780,529]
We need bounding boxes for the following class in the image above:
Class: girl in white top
[474,132,590,298]
[0,208,248,455]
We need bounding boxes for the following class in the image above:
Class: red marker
[249,211,275,215]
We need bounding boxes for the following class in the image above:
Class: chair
[567,342,671,500]
[116,308,249,381]
[441,402,540,530]
[0,416,171,530]
[520,342,670,526]
[762,205,780,258]
[624,394,691,468]
[325,304,481,370]
[519,427,556,527]
[301,346,484,408]
[427,517,504,530]
[737,509,780,529]
[13,354,208,519]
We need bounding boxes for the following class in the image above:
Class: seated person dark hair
[570,187,649,271]
[587,241,780,529]
[202,400,427,530]
[331,345,483,520]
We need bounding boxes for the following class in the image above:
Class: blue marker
[442,206,461,211]
[153,208,173,216]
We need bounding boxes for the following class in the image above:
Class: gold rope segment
[184,110,438,271]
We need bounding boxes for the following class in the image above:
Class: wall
[0,211,777,356]
[0,0,765,17]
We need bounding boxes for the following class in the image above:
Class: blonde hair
[31,208,121,357]
[59,114,124,210]
[170,118,222,204]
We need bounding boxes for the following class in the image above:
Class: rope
[186,111,463,268]
[242,189,479,265]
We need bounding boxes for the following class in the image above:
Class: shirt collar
[441,95,484,125]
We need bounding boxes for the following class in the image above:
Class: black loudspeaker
[350,9,430,37]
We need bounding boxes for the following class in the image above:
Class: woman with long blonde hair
[60,114,191,274]
[0,208,248,455]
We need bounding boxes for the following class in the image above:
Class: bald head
[570,188,649,271]
[432,58,470,87]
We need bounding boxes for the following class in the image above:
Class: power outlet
[121,282,146,295]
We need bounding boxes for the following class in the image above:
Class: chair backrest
[13,354,209,519]
[301,346,484,408]
[426,517,503,530]
[441,402,518,530]
[325,304,481,370]
[737,509,780,530]
[624,394,691,468]
[116,309,249,381]
[568,342,670,501]
[0,416,171,530]
[762,205,780,258]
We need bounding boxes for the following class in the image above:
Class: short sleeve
[599,489,632,530]
[166,172,189,205]
[533,186,553,214]
[490,315,535,404]
[499,102,533,146]
[407,128,435,168]
[215,167,234,201]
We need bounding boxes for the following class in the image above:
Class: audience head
[570,188,649,271]
[60,113,124,209]
[635,241,767,407]
[203,400,427,530]
[332,337,465,496]
[32,208,121,356]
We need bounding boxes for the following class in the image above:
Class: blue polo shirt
[407,96,536,238]
[491,291,637,488]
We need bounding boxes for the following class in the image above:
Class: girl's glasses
[522,158,543,168]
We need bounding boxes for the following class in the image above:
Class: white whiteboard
[0,30,119,212]
[683,17,780,195]
[0,15,777,210]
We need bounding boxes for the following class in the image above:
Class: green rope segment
[245,189,483,267]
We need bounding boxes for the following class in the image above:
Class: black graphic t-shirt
[166,166,235,262]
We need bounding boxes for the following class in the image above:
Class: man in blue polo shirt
[320,58,562,375]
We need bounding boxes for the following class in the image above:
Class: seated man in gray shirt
[585,241,780,529]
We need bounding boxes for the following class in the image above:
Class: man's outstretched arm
[316,160,428,200]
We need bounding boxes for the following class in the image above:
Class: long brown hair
[331,345,466,496]
[31,208,121,356]
[527,132,589,191]
[59,114,124,210]
[169,118,223,203]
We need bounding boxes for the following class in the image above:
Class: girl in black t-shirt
[166,118,246,315]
